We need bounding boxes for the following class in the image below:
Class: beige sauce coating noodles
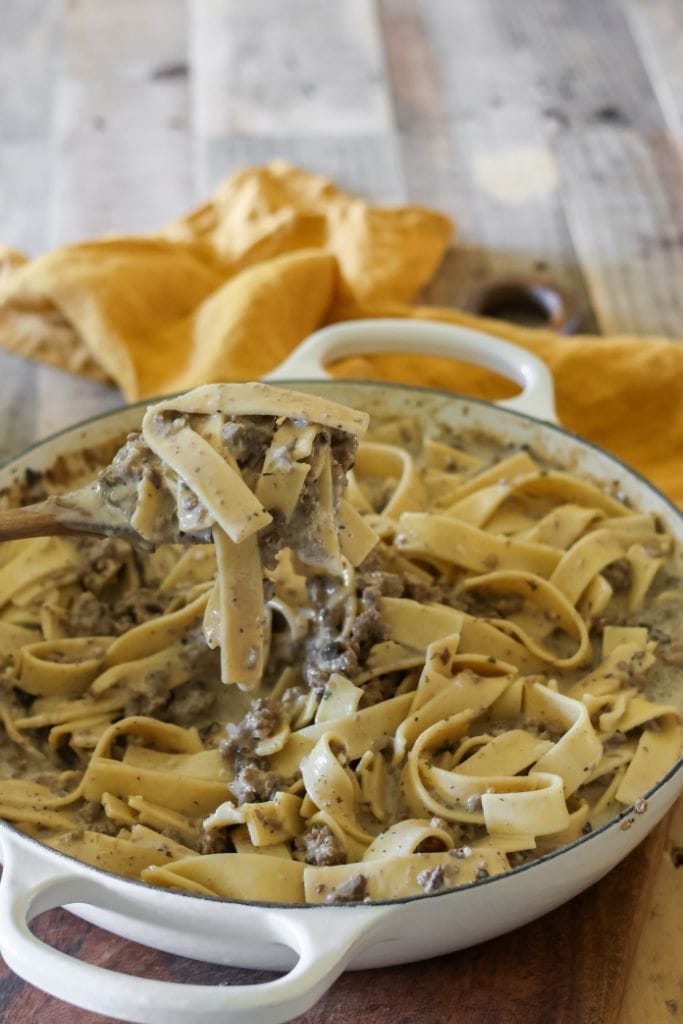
[0,386,681,905]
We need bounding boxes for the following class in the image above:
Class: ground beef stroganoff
[0,384,681,904]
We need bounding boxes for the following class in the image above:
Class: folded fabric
[0,162,451,398]
[0,160,681,505]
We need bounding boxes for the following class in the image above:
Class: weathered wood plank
[190,0,393,140]
[33,0,194,438]
[514,0,664,130]
[0,0,60,253]
[49,0,193,242]
[0,1,61,454]
[0,141,53,257]
[499,0,683,337]
[192,0,404,222]
[624,0,683,140]
[199,136,406,203]
[380,0,597,330]
[398,0,683,338]
[556,126,683,336]
[621,798,683,1024]
[0,0,61,143]
[376,0,452,211]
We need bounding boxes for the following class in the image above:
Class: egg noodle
[0,384,681,905]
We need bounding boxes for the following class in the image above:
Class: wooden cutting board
[0,817,672,1024]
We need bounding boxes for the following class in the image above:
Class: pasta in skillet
[0,388,682,905]
[97,383,370,687]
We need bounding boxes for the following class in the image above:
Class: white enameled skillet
[0,319,681,1024]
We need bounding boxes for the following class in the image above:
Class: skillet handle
[0,849,385,1024]
[266,318,559,423]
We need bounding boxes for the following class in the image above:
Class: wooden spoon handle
[0,501,80,541]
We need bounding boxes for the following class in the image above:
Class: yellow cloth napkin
[0,160,681,504]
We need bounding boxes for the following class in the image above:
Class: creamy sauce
[0,408,681,903]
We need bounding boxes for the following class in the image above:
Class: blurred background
[2,0,683,338]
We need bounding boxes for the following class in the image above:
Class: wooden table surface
[0,1,682,1021]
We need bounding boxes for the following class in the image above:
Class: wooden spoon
[0,486,148,544]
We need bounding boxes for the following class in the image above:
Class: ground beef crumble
[302,575,392,689]
[113,587,169,629]
[241,698,282,741]
[166,681,216,727]
[79,800,119,836]
[199,827,231,855]
[68,591,117,636]
[98,434,170,522]
[303,626,360,690]
[222,415,277,469]
[80,537,136,593]
[324,873,367,904]
[228,764,284,805]
[417,865,446,893]
[359,672,404,708]
[455,588,525,619]
[123,669,172,718]
[661,641,683,667]
[355,569,404,600]
[218,696,288,804]
[257,508,287,570]
[602,558,633,592]
[403,577,445,604]
[67,585,171,637]
[295,824,346,866]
